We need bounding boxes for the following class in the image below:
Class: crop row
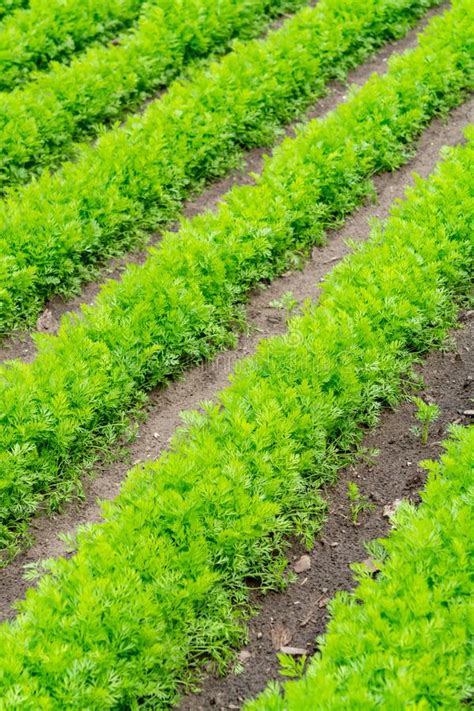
[0,0,151,91]
[248,424,474,709]
[0,0,451,331]
[0,0,27,21]
[1,136,472,709]
[0,2,472,558]
[0,0,306,191]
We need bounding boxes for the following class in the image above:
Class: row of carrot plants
[0,2,472,558]
[0,0,306,191]
[0,0,453,329]
[0,0,27,21]
[0,0,150,90]
[0,136,472,709]
[248,424,474,709]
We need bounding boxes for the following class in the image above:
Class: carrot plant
[247,425,474,709]
[411,396,440,444]
[347,482,375,525]
[0,0,458,320]
[0,0,151,91]
[0,3,472,558]
[0,0,27,21]
[277,653,307,679]
[0,0,307,191]
[0,135,472,709]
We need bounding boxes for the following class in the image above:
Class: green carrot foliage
[0,0,307,191]
[0,0,455,321]
[0,131,472,710]
[0,0,150,90]
[0,2,472,557]
[247,425,474,709]
[0,0,27,22]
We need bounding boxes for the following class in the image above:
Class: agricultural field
[0,0,472,708]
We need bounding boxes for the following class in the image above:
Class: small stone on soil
[293,554,311,573]
[238,650,251,663]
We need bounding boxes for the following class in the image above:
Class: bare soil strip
[0,2,447,364]
[177,312,474,711]
[0,95,471,621]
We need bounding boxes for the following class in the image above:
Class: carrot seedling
[411,397,440,445]
[347,482,375,525]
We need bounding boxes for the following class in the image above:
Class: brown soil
[0,96,472,621]
[177,312,474,710]
[0,2,447,364]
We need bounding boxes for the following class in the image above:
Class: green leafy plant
[0,0,459,325]
[270,291,299,315]
[411,396,440,444]
[0,133,472,709]
[21,559,53,582]
[0,0,151,90]
[0,3,472,558]
[0,0,306,193]
[247,426,474,710]
[0,0,27,21]
[278,653,307,679]
[356,446,380,466]
[347,482,375,525]
[364,538,388,565]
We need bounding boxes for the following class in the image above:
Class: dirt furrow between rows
[0,1,448,364]
[178,313,474,710]
[0,96,471,621]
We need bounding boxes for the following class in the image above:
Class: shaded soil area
[0,2,448,364]
[177,312,474,710]
[0,95,472,622]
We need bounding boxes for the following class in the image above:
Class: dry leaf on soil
[271,622,292,650]
[280,646,307,656]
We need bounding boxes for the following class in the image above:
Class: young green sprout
[277,652,307,679]
[269,291,299,315]
[411,397,440,445]
[347,482,375,525]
